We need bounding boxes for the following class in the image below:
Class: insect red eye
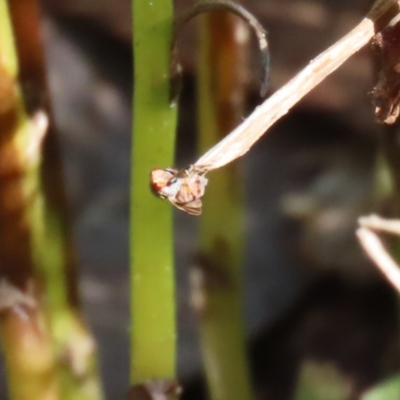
[150,170,165,191]
[151,181,165,192]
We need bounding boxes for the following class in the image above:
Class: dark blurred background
[13,0,399,398]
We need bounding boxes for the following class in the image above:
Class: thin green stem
[130,0,178,385]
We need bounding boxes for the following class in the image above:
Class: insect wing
[175,180,195,204]
[172,198,203,216]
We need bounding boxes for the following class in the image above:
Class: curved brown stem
[170,0,270,102]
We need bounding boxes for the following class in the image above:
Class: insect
[150,115,259,215]
[150,167,208,215]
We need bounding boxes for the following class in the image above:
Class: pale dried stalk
[357,227,400,293]
[195,0,399,170]
[359,214,400,235]
[357,215,400,293]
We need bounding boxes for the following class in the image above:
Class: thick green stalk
[33,207,104,400]
[0,1,104,398]
[5,1,104,398]
[197,12,253,400]
[130,0,178,386]
[0,1,59,399]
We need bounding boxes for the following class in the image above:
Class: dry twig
[357,226,400,293]
[193,0,400,170]
[359,214,400,235]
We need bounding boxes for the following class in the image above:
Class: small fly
[149,123,254,215]
[150,167,208,215]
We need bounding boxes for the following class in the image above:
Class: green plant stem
[34,208,104,400]
[2,1,104,398]
[130,0,178,385]
[0,1,59,399]
[1,304,59,400]
[197,11,253,400]
[8,0,104,397]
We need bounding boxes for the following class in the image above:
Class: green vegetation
[130,0,178,387]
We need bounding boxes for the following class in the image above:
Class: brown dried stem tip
[371,14,400,124]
